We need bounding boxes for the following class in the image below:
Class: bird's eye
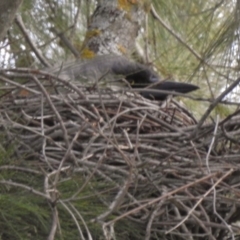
[149,75,158,82]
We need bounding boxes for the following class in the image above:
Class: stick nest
[1,70,240,240]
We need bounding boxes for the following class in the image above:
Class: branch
[0,0,22,42]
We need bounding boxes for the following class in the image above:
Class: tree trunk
[80,0,146,58]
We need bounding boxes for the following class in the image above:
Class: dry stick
[192,77,240,138]
[206,115,235,240]
[74,164,141,212]
[176,199,216,240]
[2,68,86,99]
[85,104,138,221]
[0,180,51,200]
[59,200,85,240]
[69,203,93,240]
[15,15,51,67]
[222,124,240,144]
[0,75,41,95]
[40,93,54,170]
[45,0,80,58]
[4,113,45,136]
[186,190,216,240]
[44,166,70,202]
[190,116,220,240]
[95,176,133,222]
[71,148,108,199]
[165,169,234,234]
[102,223,115,240]
[4,111,68,159]
[220,108,240,126]
[105,173,217,226]
[51,28,80,58]
[134,114,147,165]
[91,132,135,221]
[102,105,181,133]
[31,76,70,149]
[0,166,41,174]
[53,129,82,186]
[47,206,58,240]
[145,200,164,240]
[108,100,137,165]
[206,115,219,174]
[190,140,203,168]
[173,206,193,240]
[123,129,133,149]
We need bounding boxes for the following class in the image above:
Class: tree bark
[80,0,146,58]
[0,0,23,42]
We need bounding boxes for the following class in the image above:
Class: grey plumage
[50,54,157,83]
[49,54,199,100]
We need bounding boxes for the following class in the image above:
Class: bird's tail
[140,81,199,100]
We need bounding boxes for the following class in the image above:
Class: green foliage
[0,194,50,239]
[0,141,123,239]
[147,0,239,116]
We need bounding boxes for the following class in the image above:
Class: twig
[192,77,240,138]
[15,15,51,67]
[0,180,51,200]
[165,169,234,234]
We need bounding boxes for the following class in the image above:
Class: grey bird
[51,54,199,100]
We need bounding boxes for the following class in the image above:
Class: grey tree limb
[0,0,23,42]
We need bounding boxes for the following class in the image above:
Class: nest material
[1,70,240,240]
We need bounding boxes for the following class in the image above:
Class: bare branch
[0,0,22,42]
